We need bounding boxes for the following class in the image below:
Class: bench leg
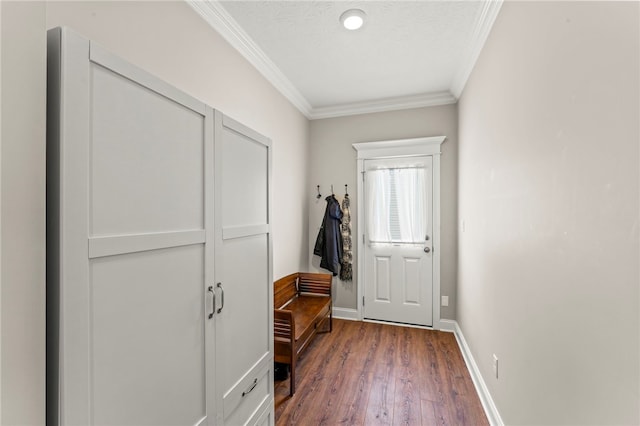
[290,354,296,396]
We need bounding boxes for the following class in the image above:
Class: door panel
[90,246,205,426]
[221,126,268,228]
[374,256,391,302]
[363,156,433,326]
[220,234,270,391]
[90,60,205,237]
[403,256,421,304]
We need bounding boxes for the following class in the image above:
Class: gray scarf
[340,193,353,281]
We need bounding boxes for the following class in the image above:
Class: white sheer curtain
[396,168,426,243]
[367,169,391,242]
[367,167,426,244]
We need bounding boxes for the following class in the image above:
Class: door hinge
[362,171,365,182]
[362,234,365,244]
[362,296,365,306]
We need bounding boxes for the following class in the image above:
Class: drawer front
[223,355,272,425]
[244,394,274,426]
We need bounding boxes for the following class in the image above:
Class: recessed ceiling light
[340,9,366,31]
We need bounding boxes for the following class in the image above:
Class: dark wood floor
[274,319,488,426]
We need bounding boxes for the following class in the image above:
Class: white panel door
[214,115,274,425]
[363,156,433,326]
[48,28,215,426]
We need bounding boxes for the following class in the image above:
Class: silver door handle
[216,282,225,313]
[424,247,431,253]
[208,286,216,319]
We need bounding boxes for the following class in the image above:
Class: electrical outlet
[441,296,449,307]
[492,354,499,379]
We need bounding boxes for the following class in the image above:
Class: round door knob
[424,247,431,253]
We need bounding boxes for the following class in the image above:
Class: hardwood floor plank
[335,323,379,425]
[419,331,447,403]
[392,377,421,426]
[432,400,453,426]
[421,399,445,425]
[365,374,396,425]
[274,319,488,426]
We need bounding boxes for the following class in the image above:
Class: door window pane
[367,167,427,243]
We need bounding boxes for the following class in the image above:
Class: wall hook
[345,184,348,196]
[316,185,322,199]
[331,184,334,195]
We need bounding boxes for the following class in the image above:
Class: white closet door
[48,28,215,426]
[214,114,274,425]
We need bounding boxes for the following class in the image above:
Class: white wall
[1,2,47,425]
[1,1,310,424]
[1,2,3,420]
[458,1,639,424]
[308,105,458,320]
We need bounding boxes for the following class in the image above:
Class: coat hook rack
[316,185,322,199]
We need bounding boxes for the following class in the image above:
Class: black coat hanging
[314,194,343,276]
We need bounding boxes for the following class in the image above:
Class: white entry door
[363,156,433,326]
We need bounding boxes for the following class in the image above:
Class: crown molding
[186,0,313,118]
[188,0,501,120]
[309,91,457,120]
[450,0,504,98]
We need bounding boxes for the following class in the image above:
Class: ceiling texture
[188,0,503,119]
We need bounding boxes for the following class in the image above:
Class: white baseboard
[451,320,504,426]
[332,307,359,321]
[438,318,457,333]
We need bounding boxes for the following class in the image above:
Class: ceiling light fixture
[340,9,366,31]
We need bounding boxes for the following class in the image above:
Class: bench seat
[274,272,332,396]
[286,295,331,342]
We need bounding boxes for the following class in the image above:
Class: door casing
[353,136,446,330]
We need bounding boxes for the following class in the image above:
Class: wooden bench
[273,272,332,396]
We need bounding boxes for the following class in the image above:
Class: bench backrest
[274,272,333,309]
[298,273,332,296]
[274,273,299,309]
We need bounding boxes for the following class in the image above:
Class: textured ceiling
[191,0,502,118]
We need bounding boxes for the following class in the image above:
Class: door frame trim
[353,136,446,330]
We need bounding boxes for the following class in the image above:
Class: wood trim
[89,40,207,115]
[203,105,216,419]
[222,224,269,241]
[438,318,457,333]
[58,27,92,424]
[332,307,359,321]
[353,136,446,330]
[185,0,312,117]
[353,136,446,159]
[450,0,504,98]
[452,320,505,426]
[222,115,271,148]
[309,92,456,120]
[88,230,205,258]
[432,150,442,330]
